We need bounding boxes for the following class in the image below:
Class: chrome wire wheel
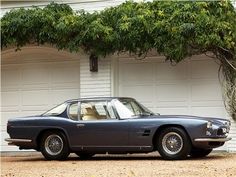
[45,134,63,156]
[162,132,183,155]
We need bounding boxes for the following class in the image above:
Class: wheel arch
[152,124,192,149]
[36,128,70,151]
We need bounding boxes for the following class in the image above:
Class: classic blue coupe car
[6,97,231,160]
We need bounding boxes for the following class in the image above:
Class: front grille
[217,129,224,135]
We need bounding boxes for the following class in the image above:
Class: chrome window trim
[67,101,79,121]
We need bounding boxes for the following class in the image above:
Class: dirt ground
[1,152,236,177]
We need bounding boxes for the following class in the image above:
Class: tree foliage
[1,1,236,119]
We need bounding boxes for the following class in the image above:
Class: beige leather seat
[82,107,99,120]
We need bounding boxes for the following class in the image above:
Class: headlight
[207,121,213,129]
[225,121,231,127]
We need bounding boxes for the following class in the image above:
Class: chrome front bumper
[194,137,232,142]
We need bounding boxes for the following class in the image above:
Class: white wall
[0,0,125,16]
[80,56,112,97]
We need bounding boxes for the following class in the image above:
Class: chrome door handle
[76,124,85,128]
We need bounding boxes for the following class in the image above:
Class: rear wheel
[75,153,95,160]
[40,131,69,160]
[157,127,191,160]
[190,148,212,158]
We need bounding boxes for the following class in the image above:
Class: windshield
[113,98,154,119]
[42,103,67,116]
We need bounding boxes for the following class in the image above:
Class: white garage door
[118,54,230,150]
[118,55,226,117]
[1,47,80,151]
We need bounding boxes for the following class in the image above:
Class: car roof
[65,97,134,103]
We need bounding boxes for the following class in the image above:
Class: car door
[113,98,154,150]
[68,100,129,151]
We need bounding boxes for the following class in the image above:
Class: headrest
[85,107,97,115]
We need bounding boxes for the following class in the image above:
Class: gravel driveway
[1,152,236,177]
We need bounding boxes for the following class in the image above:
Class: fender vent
[142,130,151,136]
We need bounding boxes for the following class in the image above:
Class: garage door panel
[21,90,49,106]
[190,59,219,79]
[52,64,80,84]
[51,89,80,104]
[119,85,154,103]
[1,68,20,89]
[191,83,222,101]
[156,61,187,80]
[119,62,154,83]
[21,67,50,85]
[191,101,224,107]
[191,107,227,118]
[17,110,45,117]
[52,83,80,89]
[157,101,188,107]
[21,106,49,112]
[1,91,20,108]
[118,56,226,118]
[156,84,188,102]
[157,107,189,115]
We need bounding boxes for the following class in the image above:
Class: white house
[1,0,235,152]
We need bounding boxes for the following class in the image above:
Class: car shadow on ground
[7,153,230,162]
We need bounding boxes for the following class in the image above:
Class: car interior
[81,103,109,120]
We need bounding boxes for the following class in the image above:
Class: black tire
[190,148,212,158]
[40,131,70,160]
[75,152,95,160]
[157,127,191,160]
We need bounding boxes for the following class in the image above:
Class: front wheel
[40,131,69,160]
[157,127,191,160]
[190,148,212,158]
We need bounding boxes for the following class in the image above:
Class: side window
[113,100,135,118]
[113,99,144,119]
[68,103,78,120]
[80,101,116,121]
[107,102,116,119]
